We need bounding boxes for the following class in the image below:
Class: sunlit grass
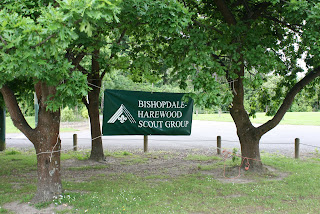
[194,112,320,126]
[1,150,320,213]
[6,116,79,133]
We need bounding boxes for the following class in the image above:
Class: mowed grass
[1,149,320,213]
[193,112,320,126]
[6,116,78,133]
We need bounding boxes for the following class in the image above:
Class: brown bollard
[144,135,148,153]
[295,138,300,159]
[73,134,78,151]
[217,136,221,155]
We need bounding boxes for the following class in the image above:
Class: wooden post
[217,136,221,155]
[144,135,148,153]
[73,134,78,151]
[295,138,300,159]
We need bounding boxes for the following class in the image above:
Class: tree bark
[237,127,263,170]
[32,107,61,203]
[85,49,105,161]
[0,83,63,203]
[87,86,104,161]
[229,63,264,171]
[0,106,5,151]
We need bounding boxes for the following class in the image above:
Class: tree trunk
[0,106,5,151]
[86,49,105,161]
[32,109,62,203]
[87,88,104,161]
[237,128,263,171]
[231,108,264,171]
[1,83,63,203]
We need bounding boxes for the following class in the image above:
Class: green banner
[102,89,193,135]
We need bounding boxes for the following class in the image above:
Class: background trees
[3,0,320,202]
[162,0,320,170]
[62,0,190,161]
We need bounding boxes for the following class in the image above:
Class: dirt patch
[3,202,72,214]
[61,149,289,183]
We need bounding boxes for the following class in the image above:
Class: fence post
[73,134,78,151]
[295,138,300,159]
[144,135,148,152]
[217,136,221,155]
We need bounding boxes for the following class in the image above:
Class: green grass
[194,112,320,126]
[6,116,79,133]
[1,150,320,213]
[185,154,222,161]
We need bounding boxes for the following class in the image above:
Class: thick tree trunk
[231,108,264,171]
[237,128,263,171]
[32,109,62,203]
[1,83,63,203]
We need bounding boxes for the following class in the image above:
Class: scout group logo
[107,104,136,124]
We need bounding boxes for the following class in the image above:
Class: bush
[81,107,89,119]
[61,107,75,122]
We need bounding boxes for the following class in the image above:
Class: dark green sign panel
[102,89,193,135]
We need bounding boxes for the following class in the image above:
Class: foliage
[159,0,320,116]
[232,148,240,163]
[80,106,89,119]
[103,70,188,93]
[0,1,89,111]
[5,116,79,133]
[61,106,75,122]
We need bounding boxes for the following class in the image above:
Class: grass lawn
[193,112,320,126]
[1,149,320,213]
[6,116,78,133]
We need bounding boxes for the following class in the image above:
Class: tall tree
[62,0,190,161]
[165,0,320,170]
[0,2,87,202]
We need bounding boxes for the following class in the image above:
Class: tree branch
[193,20,223,34]
[110,28,127,60]
[213,0,237,25]
[82,96,89,109]
[31,33,56,49]
[0,35,8,46]
[0,85,36,142]
[117,28,127,45]
[258,66,320,135]
[263,15,302,33]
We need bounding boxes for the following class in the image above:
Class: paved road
[6,120,320,156]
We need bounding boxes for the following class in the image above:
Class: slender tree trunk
[1,83,63,203]
[87,87,104,161]
[86,49,105,161]
[0,106,5,151]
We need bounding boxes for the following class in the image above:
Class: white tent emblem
[107,104,136,124]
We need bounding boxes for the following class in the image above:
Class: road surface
[5,120,320,156]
